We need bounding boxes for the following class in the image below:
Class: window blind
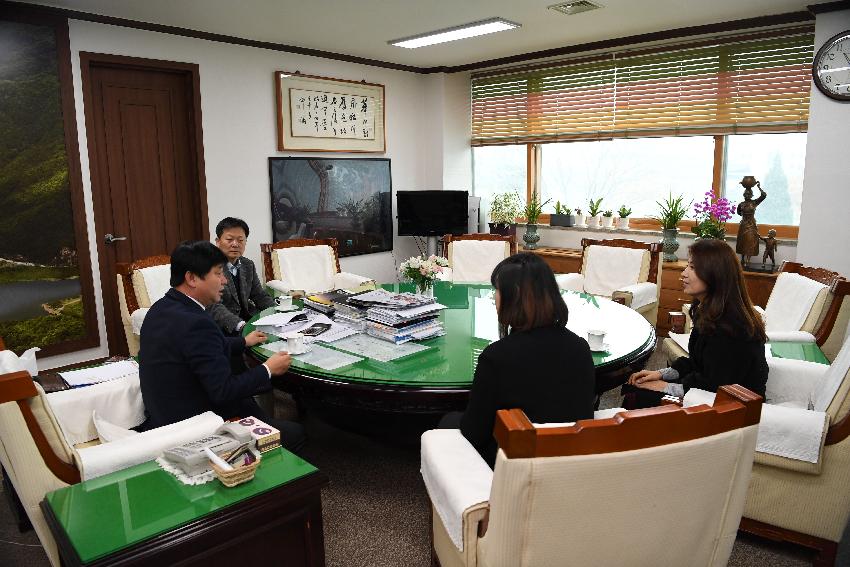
[471,27,814,146]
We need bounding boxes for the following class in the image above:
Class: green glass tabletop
[45,448,317,563]
[770,341,830,365]
[246,281,655,389]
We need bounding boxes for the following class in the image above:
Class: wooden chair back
[260,238,342,282]
[780,261,850,346]
[579,238,662,284]
[115,255,171,313]
[441,233,517,258]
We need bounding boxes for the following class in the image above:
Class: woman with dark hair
[625,238,768,407]
[455,252,595,467]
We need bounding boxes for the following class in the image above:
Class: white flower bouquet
[399,255,449,293]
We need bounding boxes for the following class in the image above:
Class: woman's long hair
[689,239,767,342]
[490,252,568,337]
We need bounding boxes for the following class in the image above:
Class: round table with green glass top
[245,281,656,415]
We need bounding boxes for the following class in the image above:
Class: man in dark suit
[208,217,275,335]
[139,240,304,450]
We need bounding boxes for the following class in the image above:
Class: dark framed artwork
[268,158,393,257]
[0,9,98,355]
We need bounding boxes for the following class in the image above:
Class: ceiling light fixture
[388,18,520,49]
[548,1,603,16]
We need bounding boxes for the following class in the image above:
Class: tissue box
[233,416,281,453]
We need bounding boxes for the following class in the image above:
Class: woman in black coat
[456,253,596,468]
[625,238,768,406]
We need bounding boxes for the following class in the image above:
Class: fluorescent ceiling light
[389,18,520,49]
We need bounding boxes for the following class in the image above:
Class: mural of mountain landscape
[0,19,87,352]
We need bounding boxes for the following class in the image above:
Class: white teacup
[285,332,305,354]
[275,295,293,309]
[587,329,607,351]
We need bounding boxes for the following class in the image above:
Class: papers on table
[347,288,434,309]
[252,310,306,327]
[293,344,363,371]
[331,334,430,363]
[59,360,139,387]
[367,302,446,325]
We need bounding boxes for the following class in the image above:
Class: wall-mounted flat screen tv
[397,190,469,236]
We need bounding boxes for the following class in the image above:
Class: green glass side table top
[770,341,830,365]
[246,281,655,389]
[44,448,317,563]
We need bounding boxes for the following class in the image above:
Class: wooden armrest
[668,311,686,333]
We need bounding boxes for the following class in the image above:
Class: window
[723,133,807,225]
[539,137,714,217]
[470,26,814,232]
[472,145,526,204]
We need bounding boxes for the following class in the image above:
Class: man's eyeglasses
[222,238,246,245]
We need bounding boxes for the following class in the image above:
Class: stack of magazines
[365,301,446,344]
[303,290,353,315]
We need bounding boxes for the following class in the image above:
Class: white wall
[796,9,850,276]
[43,20,456,369]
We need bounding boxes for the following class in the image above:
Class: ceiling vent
[548,1,603,16]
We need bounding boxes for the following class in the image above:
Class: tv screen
[397,190,469,236]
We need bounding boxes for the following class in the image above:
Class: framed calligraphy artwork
[276,72,386,153]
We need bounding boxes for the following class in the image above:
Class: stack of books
[303,290,353,315]
[365,302,446,344]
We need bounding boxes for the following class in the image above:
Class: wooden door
[82,54,208,355]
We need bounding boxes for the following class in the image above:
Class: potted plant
[691,190,736,240]
[550,200,573,227]
[522,189,551,250]
[617,205,632,230]
[488,192,522,237]
[601,210,615,229]
[654,192,692,262]
[587,197,604,229]
[574,207,586,228]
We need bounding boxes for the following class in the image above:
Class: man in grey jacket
[208,217,275,335]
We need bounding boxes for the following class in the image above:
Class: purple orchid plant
[691,190,737,239]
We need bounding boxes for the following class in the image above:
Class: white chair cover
[763,272,828,332]
[139,264,171,306]
[583,245,644,297]
[450,240,509,283]
[274,245,336,293]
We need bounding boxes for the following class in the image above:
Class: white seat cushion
[273,246,336,293]
[583,245,645,297]
[763,272,828,333]
[450,240,510,283]
[132,264,171,308]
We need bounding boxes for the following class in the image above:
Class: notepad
[59,360,139,387]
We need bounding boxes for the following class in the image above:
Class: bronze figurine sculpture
[735,176,767,266]
[760,229,778,268]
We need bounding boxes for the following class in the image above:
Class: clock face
[813,31,850,101]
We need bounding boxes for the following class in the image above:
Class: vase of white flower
[399,255,449,295]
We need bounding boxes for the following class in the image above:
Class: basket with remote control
[210,444,262,487]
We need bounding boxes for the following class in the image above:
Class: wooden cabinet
[532,249,778,337]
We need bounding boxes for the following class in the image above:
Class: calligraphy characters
[290,88,376,140]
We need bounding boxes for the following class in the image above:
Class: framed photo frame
[275,71,386,153]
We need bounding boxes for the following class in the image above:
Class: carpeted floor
[2,340,848,566]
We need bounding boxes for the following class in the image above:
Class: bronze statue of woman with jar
[735,176,767,266]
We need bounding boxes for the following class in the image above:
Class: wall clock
[812,30,850,101]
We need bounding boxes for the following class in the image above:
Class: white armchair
[555,238,662,325]
[116,255,172,356]
[440,233,515,283]
[260,238,375,296]
[421,386,762,567]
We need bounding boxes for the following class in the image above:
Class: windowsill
[538,223,798,246]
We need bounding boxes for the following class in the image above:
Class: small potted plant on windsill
[550,200,573,227]
[574,207,586,228]
[488,192,523,237]
[587,198,604,229]
[601,210,615,229]
[522,189,551,250]
[617,205,632,229]
[654,192,691,262]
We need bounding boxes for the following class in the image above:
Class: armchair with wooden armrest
[440,234,515,283]
[555,238,663,326]
[116,254,171,356]
[421,385,762,567]
[260,238,375,296]
[663,261,850,363]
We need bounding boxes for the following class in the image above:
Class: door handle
[104,233,128,244]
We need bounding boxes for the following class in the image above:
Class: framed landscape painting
[268,157,393,257]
